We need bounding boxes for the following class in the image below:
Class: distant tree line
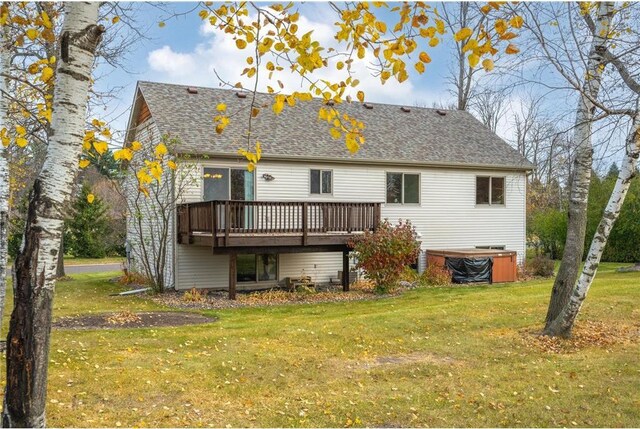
[528,164,640,263]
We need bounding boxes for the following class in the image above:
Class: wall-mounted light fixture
[262,173,275,181]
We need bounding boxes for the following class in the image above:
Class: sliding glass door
[204,167,255,229]
[236,254,277,283]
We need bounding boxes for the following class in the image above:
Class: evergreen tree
[65,183,109,258]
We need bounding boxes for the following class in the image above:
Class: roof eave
[175,151,535,172]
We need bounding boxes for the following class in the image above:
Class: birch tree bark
[2,3,104,427]
[544,1,614,329]
[545,110,640,336]
[0,22,9,333]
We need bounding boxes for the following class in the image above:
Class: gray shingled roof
[136,80,533,170]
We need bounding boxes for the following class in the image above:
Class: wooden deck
[176,200,381,299]
[176,200,382,252]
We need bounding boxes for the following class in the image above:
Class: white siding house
[125,81,533,293]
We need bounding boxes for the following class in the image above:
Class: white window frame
[475,175,506,206]
[201,166,256,201]
[309,169,333,195]
[386,172,421,205]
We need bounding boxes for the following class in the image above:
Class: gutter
[175,152,535,172]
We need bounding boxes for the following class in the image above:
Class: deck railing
[177,200,381,246]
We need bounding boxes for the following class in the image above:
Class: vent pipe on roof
[325,100,335,106]
[236,92,248,99]
[187,87,198,94]
[363,103,373,109]
[436,110,447,116]
[400,106,411,113]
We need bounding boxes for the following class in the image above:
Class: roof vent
[236,91,247,99]
[186,87,198,94]
[363,103,373,110]
[400,106,411,113]
[436,110,447,116]
[325,100,335,106]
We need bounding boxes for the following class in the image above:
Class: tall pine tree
[65,183,109,258]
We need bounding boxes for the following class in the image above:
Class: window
[476,245,505,250]
[386,173,420,204]
[237,254,277,283]
[203,167,254,201]
[310,169,332,194]
[476,176,505,205]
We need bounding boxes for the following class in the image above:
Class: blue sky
[94,2,463,145]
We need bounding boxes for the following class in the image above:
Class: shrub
[349,219,420,294]
[183,288,207,302]
[118,269,150,286]
[421,264,452,286]
[528,208,567,260]
[398,266,420,284]
[527,254,555,277]
[349,279,376,293]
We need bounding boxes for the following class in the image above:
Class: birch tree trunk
[544,1,614,329]
[0,14,11,334]
[545,111,640,336]
[2,3,104,427]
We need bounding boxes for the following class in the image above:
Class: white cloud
[145,11,444,106]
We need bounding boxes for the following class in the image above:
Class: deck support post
[342,249,350,292]
[229,253,237,300]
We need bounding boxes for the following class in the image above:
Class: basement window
[476,176,505,205]
[310,169,332,195]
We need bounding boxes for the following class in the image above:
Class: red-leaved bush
[349,219,421,293]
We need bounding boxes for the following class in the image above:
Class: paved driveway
[65,263,122,274]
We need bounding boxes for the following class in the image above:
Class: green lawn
[1,264,639,427]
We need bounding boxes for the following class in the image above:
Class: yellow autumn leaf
[131,140,142,151]
[419,51,432,63]
[345,134,359,153]
[495,19,507,35]
[93,141,108,155]
[41,66,54,82]
[273,96,285,115]
[357,91,365,102]
[329,128,341,139]
[236,39,247,49]
[25,28,38,41]
[154,143,168,158]
[87,193,95,204]
[510,15,524,29]
[15,125,26,136]
[112,16,120,24]
[79,159,91,168]
[216,103,226,112]
[500,32,517,41]
[468,53,480,68]
[505,43,520,54]
[414,62,425,73]
[167,160,177,170]
[41,11,52,29]
[15,137,28,148]
[113,148,133,161]
[454,27,472,42]
[429,37,439,47]
[482,58,494,72]
[435,19,445,34]
[375,21,387,33]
